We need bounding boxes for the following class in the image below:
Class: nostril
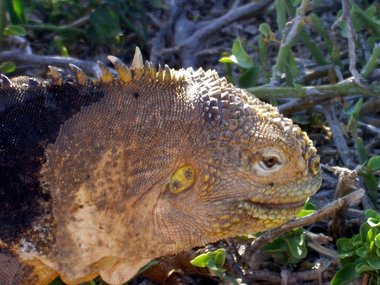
[309,156,320,175]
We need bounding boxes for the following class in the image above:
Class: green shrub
[332,209,380,285]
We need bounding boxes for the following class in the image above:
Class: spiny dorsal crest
[46,47,187,86]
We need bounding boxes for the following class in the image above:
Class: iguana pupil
[263,157,278,168]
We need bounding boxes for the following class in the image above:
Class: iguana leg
[99,258,151,285]
[142,251,209,285]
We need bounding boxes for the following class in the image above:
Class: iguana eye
[260,156,280,169]
[253,148,284,175]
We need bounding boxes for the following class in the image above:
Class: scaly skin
[0,48,322,285]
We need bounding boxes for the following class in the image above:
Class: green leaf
[6,0,25,24]
[360,222,371,243]
[190,249,226,268]
[147,0,167,9]
[347,98,363,132]
[0,61,16,73]
[231,39,253,69]
[219,55,238,64]
[343,98,362,116]
[87,5,122,44]
[331,263,361,285]
[368,156,380,171]
[284,50,299,86]
[356,137,368,164]
[303,199,317,210]
[191,253,211,268]
[239,66,260,88]
[48,277,66,285]
[367,256,380,269]
[286,232,307,259]
[355,262,376,272]
[297,199,316,217]
[351,3,380,39]
[298,27,327,65]
[356,245,368,257]
[206,259,225,272]
[368,228,376,241]
[337,238,355,257]
[53,36,69,57]
[363,173,379,204]
[368,218,380,228]
[262,237,288,253]
[375,233,380,248]
[214,248,226,267]
[275,0,287,32]
[296,209,315,218]
[353,233,363,247]
[259,23,272,37]
[3,24,26,36]
[309,13,333,57]
[365,209,380,220]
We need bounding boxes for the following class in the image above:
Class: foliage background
[1,0,380,284]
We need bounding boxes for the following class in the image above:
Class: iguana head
[154,63,322,245]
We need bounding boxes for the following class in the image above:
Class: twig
[304,230,332,244]
[150,0,184,65]
[23,23,80,34]
[250,262,330,284]
[331,167,358,239]
[342,0,362,84]
[67,15,90,28]
[146,12,163,29]
[358,122,380,136]
[179,0,274,66]
[184,0,273,46]
[250,189,365,252]
[307,242,338,259]
[278,96,329,114]
[323,103,355,168]
[0,49,97,75]
[247,81,379,99]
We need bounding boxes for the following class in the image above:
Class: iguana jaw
[249,199,305,209]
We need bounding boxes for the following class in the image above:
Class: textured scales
[0,47,322,285]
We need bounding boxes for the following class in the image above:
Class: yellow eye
[167,165,195,194]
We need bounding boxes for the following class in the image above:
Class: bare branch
[323,104,355,168]
[342,0,362,84]
[0,49,97,75]
[249,189,365,252]
[180,0,274,66]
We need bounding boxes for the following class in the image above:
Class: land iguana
[0,47,322,285]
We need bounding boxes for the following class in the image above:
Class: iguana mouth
[249,199,305,209]
[237,199,305,220]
